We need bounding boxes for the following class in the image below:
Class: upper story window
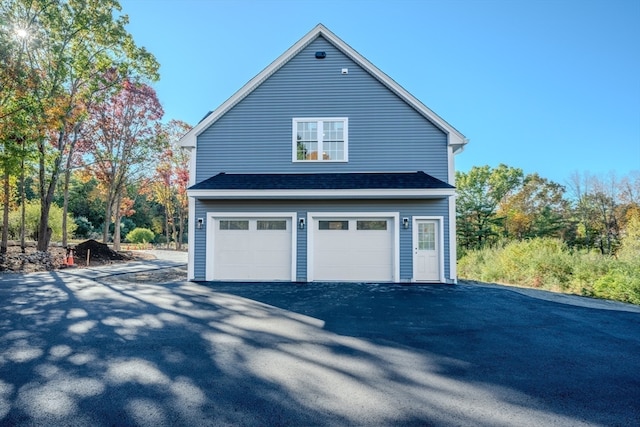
[293,118,348,162]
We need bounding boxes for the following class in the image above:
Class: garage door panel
[213,218,292,281]
[259,248,291,265]
[359,249,392,264]
[313,217,394,282]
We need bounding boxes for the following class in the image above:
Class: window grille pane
[297,141,318,160]
[418,223,435,250]
[323,140,344,161]
[257,220,287,230]
[297,121,318,160]
[323,121,344,160]
[318,220,349,230]
[297,122,317,141]
[357,220,387,230]
[323,121,344,141]
[219,220,249,230]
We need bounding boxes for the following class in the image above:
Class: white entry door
[413,219,440,282]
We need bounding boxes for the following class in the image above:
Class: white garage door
[213,218,292,280]
[313,218,394,282]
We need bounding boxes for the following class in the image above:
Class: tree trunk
[62,166,72,248]
[177,208,184,251]
[113,191,122,251]
[171,218,178,251]
[37,190,55,252]
[1,170,9,255]
[103,199,112,244]
[165,206,170,248]
[20,150,26,253]
[62,126,80,248]
[37,133,65,252]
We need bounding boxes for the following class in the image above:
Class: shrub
[457,238,640,305]
[592,260,640,304]
[74,216,94,239]
[7,201,77,241]
[125,227,155,244]
[474,238,573,290]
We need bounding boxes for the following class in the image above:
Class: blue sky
[120,0,639,184]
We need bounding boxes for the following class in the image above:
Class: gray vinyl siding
[193,198,450,282]
[195,36,449,184]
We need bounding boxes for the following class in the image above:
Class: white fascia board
[315,25,468,150]
[178,24,325,150]
[187,188,455,200]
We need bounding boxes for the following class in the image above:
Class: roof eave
[187,188,455,200]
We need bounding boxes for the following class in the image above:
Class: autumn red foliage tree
[145,120,191,249]
[80,79,163,250]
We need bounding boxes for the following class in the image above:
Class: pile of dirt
[0,240,143,273]
[74,239,130,265]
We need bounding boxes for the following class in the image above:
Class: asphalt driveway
[0,260,638,426]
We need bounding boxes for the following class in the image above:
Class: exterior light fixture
[299,218,305,229]
[403,217,409,229]
[197,218,204,229]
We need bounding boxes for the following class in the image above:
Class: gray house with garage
[180,24,467,283]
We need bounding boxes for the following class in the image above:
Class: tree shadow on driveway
[200,281,640,426]
[1,272,638,426]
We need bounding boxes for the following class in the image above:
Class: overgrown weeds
[458,238,640,305]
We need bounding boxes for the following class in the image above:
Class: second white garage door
[312,217,395,282]
[212,217,292,281]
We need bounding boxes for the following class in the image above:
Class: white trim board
[187,197,196,280]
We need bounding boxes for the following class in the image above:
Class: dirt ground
[0,240,152,273]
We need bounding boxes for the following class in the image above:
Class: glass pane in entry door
[418,222,435,250]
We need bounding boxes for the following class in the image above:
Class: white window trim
[292,117,348,162]
[307,212,400,283]
[205,212,298,281]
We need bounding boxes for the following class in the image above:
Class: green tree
[2,0,159,252]
[456,164,524,251]
[498,173,568,240]
[568,171,627,255]
[0,10,39,254]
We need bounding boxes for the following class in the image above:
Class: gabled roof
[187,171,455,200]
[179,24,468,153]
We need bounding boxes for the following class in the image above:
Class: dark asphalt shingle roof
[189,171,454,190]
